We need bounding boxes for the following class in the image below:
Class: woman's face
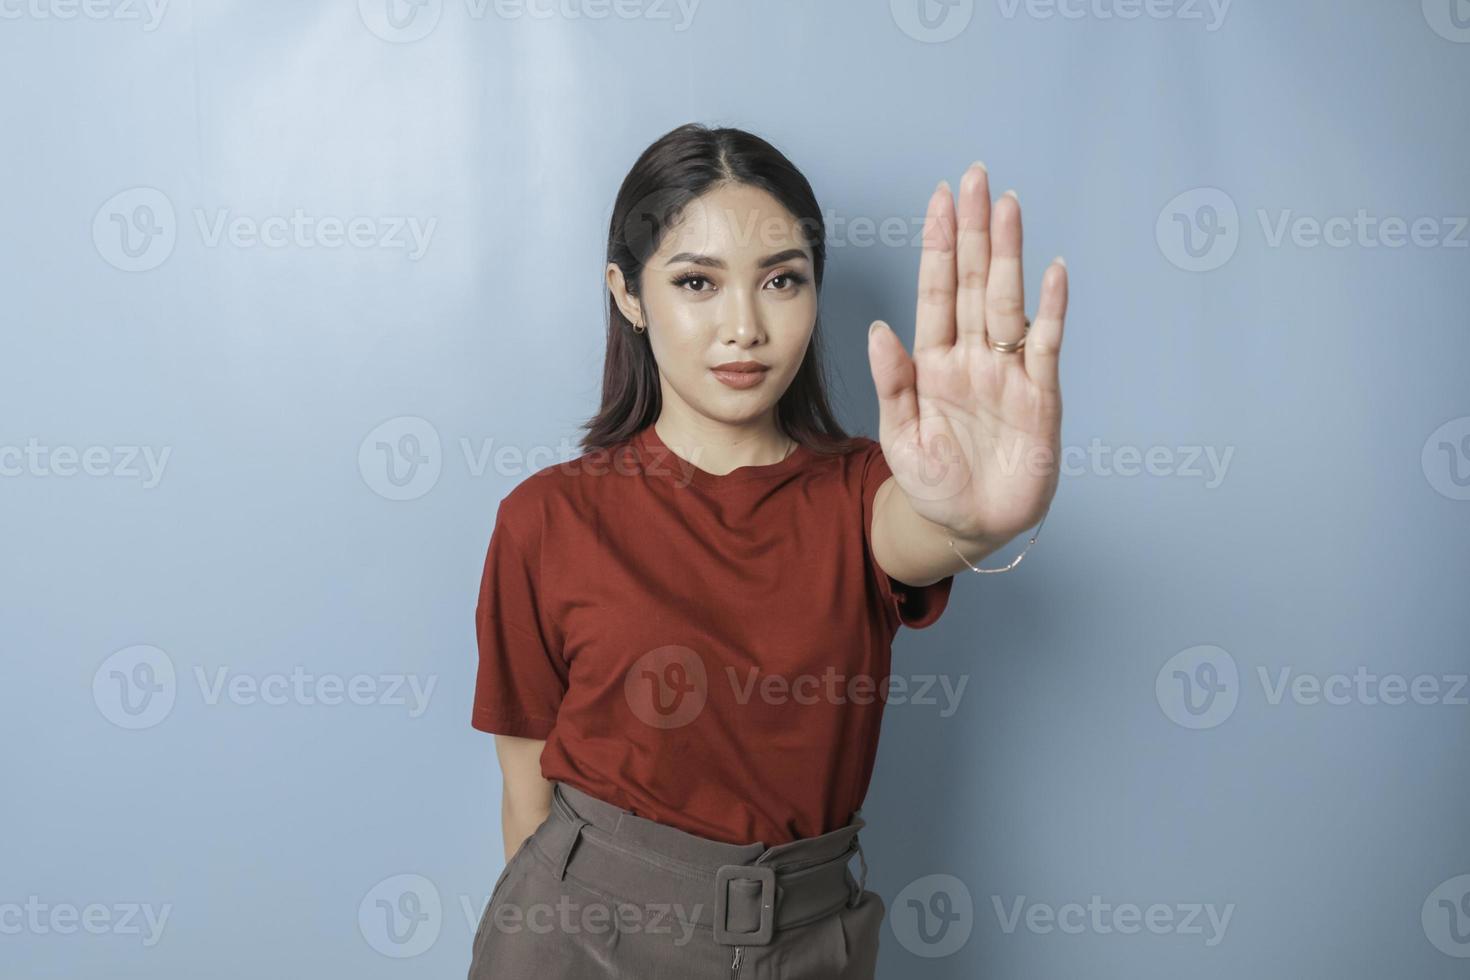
[609,182,818,432]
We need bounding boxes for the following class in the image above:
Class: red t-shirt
[472,422,954,846]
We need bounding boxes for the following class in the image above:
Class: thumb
[868,320,919,445]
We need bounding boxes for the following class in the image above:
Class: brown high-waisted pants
[467,780,884,979]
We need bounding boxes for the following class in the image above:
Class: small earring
[633,320,646,334]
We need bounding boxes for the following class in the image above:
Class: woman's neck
[650,415,793,476]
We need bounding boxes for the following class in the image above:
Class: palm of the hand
[868,163,1068,542]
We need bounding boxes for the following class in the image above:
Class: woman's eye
[672,272,804,293]
[673,274,712,292]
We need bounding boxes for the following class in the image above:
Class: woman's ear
[605,263,642,326]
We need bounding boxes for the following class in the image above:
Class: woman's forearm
[501,791,551,862]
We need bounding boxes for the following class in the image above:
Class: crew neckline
[634,421,812,490]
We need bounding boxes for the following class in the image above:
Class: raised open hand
[867,162,1068,543]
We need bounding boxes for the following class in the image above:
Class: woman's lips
[710,366,769,389]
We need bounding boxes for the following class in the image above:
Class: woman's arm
[493,734,554,863]
[866,166,1067,581]
[871,473,1012,587]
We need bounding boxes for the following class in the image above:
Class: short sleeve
[859,439,955,631]
[472,499,567,739]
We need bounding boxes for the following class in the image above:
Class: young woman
[468,123,1067,979]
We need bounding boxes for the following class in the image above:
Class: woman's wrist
[943,505,1052,574]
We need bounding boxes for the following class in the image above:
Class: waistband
[527,780,870,948]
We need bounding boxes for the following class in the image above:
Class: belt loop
[554,816,588,881]
[547,781,591,882]
[846,836,869,908]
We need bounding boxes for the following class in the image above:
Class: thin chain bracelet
[947,507,1051,574]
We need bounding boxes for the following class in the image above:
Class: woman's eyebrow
[665,248,810,269]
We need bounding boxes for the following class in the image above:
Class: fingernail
[869,321,882,336]
[971,160,987,173]
[936,179,950,196]
[1003,188,1019,202]
[1055,255,1066,267]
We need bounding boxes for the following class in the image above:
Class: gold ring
[988,317,1030,354]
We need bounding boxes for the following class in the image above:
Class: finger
[955,161,992,347]
[1023,257,1068,393]
[984,189,1026,350]
[914,179,957,355]
[868,319,920,443]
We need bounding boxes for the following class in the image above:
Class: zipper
[725,841,858,973]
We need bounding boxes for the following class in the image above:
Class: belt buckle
[713,864,776,946]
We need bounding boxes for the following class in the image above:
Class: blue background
[2,0,1468,976]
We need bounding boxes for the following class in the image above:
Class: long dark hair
[579,122,861,457]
